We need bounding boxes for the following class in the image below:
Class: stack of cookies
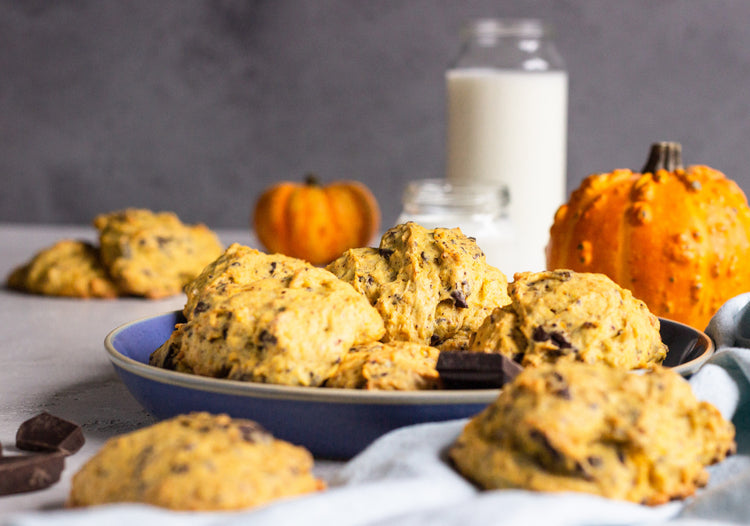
[7,209,223,299]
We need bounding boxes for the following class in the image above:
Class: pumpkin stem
[641,142,684,173]
[304,173,320,186]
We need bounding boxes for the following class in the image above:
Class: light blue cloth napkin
[8,294,750,526]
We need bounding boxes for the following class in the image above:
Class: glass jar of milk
[446,18,567,275]
[397,179,515,276]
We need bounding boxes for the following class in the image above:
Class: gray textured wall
[3,0,750,229]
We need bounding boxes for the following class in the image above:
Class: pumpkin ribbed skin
[253,176,380,265]
[547,162,750,330]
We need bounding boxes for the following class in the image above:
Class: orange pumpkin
[253,175,380,265]
[547,142,750,329]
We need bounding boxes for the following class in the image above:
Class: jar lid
[401,178,509,215]
[463,18,548,42]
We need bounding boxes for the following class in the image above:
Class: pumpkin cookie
[67,412,325,510]
[94,209,223,298]
[183,243,311,318]
[151,266,385,386]
[326,222,510,351]
[6,240,119,298]
[449,361,736,505]
[470,270,667,369]
[324,340,441,390]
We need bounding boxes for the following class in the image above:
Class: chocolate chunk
[160,343,180,371]
[437,351,523,389]
[532,327,572,349]
[193,301,210,314]
[529,429,563,463]
[258,330,278,346]
[450,290,468,309]
[0,452,65,496]
[378,248,394,259]
[16,412,85,455]
[237,421,270,443]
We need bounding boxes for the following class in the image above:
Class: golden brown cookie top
[152,265,385,387]
[449,361,735,505]
[327,222,510,349]
[183,243,312,318]
[94,208,223,298]
[470,269,667,369]
[68,412,325,510]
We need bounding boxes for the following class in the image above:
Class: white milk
[446,68,568,275]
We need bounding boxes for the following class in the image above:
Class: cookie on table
[6,239,119,298]
[67,412,325,510]
[326,222,511,351]
[449,361,736,505]
[324,340,441,390]
[151,266,385,386]
[470,269,667,369]
[182,243,311,318]
[94,209,223,299]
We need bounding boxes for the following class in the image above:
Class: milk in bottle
[446,19,568,276]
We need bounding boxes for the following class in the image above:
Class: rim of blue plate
[104,311,502,405]
[105,311,714,405]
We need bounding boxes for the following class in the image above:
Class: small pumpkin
[547,142,750,329]
[253,174,380,265]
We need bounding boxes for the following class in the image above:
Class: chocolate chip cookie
[326,222,510,351]
[94,209,223,298]
[183,242,311,318]
[151,265,385,386]
[324,340,441,390]
[470,270,667,369]
[6,240,119,298]
[68,412,325,510]
[449,361,735,505]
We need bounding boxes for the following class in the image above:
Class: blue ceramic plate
[105,311,714,459]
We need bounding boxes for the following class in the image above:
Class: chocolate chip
[529,429,563,463]
[16,412,85,455]
[378,248,394,259]
[237,421,269,443]
[193,301,209,314]
[450,290,468,309]
[532,326,549,342]
[0,452,66,496]
[171,463,190,474]
[437,351,523,389]
[532,327,572,349]
[554,386,572,400]
[158,343,180,370]
[155,236,172,248]
[258,330,278,346]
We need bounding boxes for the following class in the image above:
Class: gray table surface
[0,223,340,516]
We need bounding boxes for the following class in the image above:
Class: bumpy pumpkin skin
[253,177,380,265]
[547,165,750,329]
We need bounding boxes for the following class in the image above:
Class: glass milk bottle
[446,18,568,274]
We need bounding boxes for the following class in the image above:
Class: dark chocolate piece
[16,412,85,455]
[0,453,65,496]
[437,351,523,389]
